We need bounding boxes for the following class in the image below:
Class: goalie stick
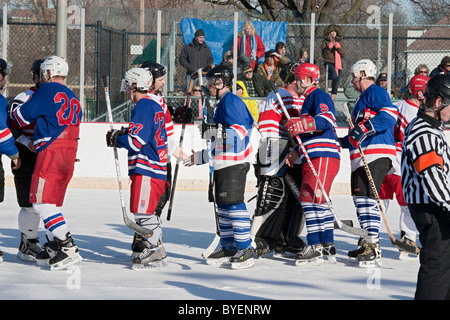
[342,103,406,250]
[103,76,153,238]
[166,95,190,221]
[270,82,368,237]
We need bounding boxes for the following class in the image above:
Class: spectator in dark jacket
[429,56,450,78]
[237,64,273,98]
[179,29,214,92]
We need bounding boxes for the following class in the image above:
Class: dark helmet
[31,59,45,75]
[0,59,11,77]
[279,61,301,84]
[140,61,166,79]
[173,106,193,124]
[425,73,450,108]
[206,65,233,87]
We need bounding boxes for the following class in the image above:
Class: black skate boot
[347,238,367,262]
[0,249,3,263]
[357,242,382,267]
[322,242,337,263]
[206,247,237,266]
[17,233,43,262]
[230,248,255,270]
[131,233,167,269]
[295,244,323,266]
[48,233,82,270]
[396,232,420,259]
[36,236,59,267]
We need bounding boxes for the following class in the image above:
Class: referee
[401,73,450,300]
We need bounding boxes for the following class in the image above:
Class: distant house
[405,16,450,80]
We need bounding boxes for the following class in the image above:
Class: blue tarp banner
[179,18,287,65]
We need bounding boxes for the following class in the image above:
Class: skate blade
[324,255,337,264]
[358,259,382,268]
[398,251,419,261]
[205,257,230,266]
[132,258,168,270]
[50,254,83,271]
[295,257,324,266]
[17,251,38,262]
[230,258,254,270]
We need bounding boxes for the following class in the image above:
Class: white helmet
[351,59,377,79]
[121,68,153,92]
[40,55,69,79]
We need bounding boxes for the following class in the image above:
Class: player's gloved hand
[173,106,193,124]
[199,122,225,141]
[284,115,316,137]
[349,120,375,148]
[106,126,127,147]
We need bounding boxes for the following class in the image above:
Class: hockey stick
[166,95,190,221]
[342,103,404,248]
[284,173,354,229]
[198,73,220,258]
[103,76,153,238]
[270,82,368,237]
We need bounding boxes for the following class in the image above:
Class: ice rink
[0,185,420,302]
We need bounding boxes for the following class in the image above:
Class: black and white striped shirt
[401,110,450,213]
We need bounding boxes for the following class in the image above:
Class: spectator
[322,24,345,99]
[234,21,265,71]
[376,72,401,100]
[275,41,295,62]
[414,64,430,76]
[343,75,360,111]
[256,50,290,88]
[237,64,273,98]
[220,50,233,68]
[179,29,214,92]
[429,56,450,78]
[299,47,310,64]
[236,80,259,122]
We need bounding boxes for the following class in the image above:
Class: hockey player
[140,61,188,218]
[340,59,398,267]
[284,63,341,265]
[379,74,429,259]
[187,65,259,269]
[0,59,21,263]
[106,67,168,269]
[9,59,45,262]
[10,56,82,270]
[401,73,450,300]
[251,61,306,257]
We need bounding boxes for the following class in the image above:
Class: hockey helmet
[424,73,450,108]
[140,61,166,80]
[40,56,69,79]
[173,106,193,124]
[295,63,320,84]
[409,74,430,96]
[280,61,301,84]
[206,65,233,87]
[351,59,377,79]
[0,59,11,77]
[121,68,153,92]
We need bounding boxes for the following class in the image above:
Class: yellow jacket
[236,80,259,122]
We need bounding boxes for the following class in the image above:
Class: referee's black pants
[408,203,450,300]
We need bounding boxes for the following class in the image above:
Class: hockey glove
[284,115,316,137]
[106,127,127,147]
[173,106,193,124]
[349,120,375,148]
[199,122,226,141]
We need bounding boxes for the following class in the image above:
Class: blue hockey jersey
[0,94,19,158]
[348,83,398,170]
[116,97,167,181]
[12,82,82,153]
[297,86,341,162]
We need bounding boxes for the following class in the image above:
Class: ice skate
[48,233,82,271]
[206,247,237,266]
[396,235,420,260]
[230,248,255,270]
[17,233,43,262]
[35,237,58,267]
[131,233,167,269]
[322,242,337,263]
[357,242,382,268]
[295,244,323,266]
[0,250,3,263]
[347,238,367,263]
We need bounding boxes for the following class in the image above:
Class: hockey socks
[302,202,334,245]
[217,202,252,250]
[34,203,69,242]
[18,207,40,239]
[353,196,380,239]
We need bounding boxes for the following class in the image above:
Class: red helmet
[295,63,320,84]
[409,74,430,96]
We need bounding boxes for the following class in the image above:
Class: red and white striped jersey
[148,93,175,162]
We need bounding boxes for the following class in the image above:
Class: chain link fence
[1,7,448,125]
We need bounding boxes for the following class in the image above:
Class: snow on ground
[0,186,420,302]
